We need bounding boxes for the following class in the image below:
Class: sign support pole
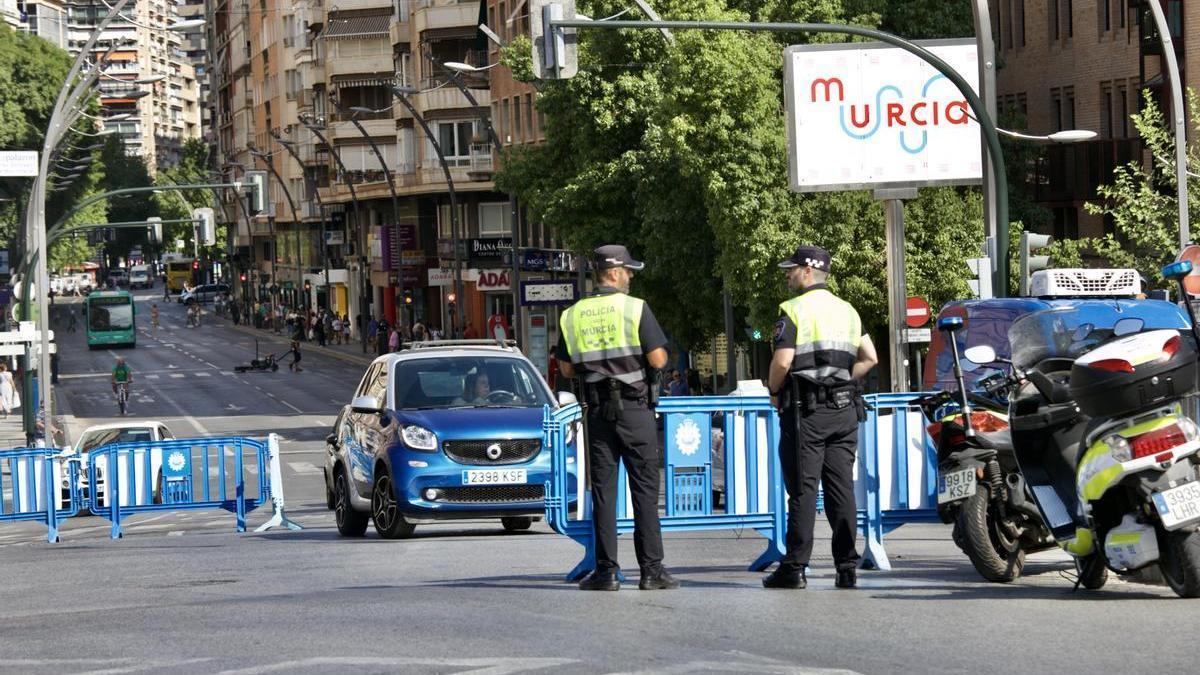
[876,187,917,393]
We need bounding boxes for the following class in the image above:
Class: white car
[63,421,177,508]
[75,273,95,293]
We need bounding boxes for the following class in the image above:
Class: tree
[497,0,991,352]
[1082,89,1200,287]
[153,138,222,260]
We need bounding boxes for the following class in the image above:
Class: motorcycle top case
[1069,329,1197,418]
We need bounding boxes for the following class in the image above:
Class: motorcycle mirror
[937,315,965,333]
[1113,317,1145,337]
[963,345,997,365]
[1163,260,1193,281]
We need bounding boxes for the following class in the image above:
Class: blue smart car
[324,340,576,538]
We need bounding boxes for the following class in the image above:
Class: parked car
[63,421,177,508]
[324,341,576,538]
[107,268,129,288]
[180,283,230,305]
[74,273,95,293]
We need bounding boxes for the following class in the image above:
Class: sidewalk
[0,387,72,450]
[203,309,377,368]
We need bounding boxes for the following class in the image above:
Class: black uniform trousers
[778,402,861,571]
[587,402,665,574]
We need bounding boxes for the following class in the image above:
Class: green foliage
[1082,89,1199,288]
[501,35,537,83]
[496,0,996,350]
[154,138,219,255]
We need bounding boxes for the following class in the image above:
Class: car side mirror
[557,391,578,406]
[963,345,996,365]
[350,394,381,414]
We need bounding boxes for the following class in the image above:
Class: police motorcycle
[917,316,1054,582]
[1005,287,1200,596]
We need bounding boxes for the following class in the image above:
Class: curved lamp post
[273,132,331,313]
[299,112,368,351]
[390,84,465,336]
[248,144,303,310]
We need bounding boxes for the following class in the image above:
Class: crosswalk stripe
[195,372,211,377]
[169,373,185,379]
[145,374,159,380]
[288,462,321,475]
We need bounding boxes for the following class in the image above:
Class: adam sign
[783,39,982,192]
[476,269,511,291]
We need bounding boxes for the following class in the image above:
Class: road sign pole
[877,188,916,393]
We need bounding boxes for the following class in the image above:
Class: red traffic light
[239,273,247,282]
[446,293,456,303]
[192,260,200,270]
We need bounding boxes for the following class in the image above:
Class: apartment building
[12,0,69,48]
[65,0,202,169]
[176,0,209,130]
[992,0,1190,241]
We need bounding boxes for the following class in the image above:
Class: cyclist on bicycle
[111,356,133,395]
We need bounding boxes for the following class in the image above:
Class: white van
[129,265,151,289]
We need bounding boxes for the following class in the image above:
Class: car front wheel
[372,470,415,539]
[335,470,368,537]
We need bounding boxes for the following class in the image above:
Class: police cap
[778,245,832,272]
[595,244,645,271]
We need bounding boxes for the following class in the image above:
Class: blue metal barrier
[0,447,80,542]
[856,392,939,571]
[543,396,785,581]
[87,436,271,539]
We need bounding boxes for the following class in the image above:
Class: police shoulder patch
[772,317,786,343]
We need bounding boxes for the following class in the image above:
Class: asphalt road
[2,290,1198,674]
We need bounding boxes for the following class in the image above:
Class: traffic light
[530,0,578,79]
[304,280,311,292]
[244,170,268,215]
[240,272,247,282]
[147,216,162,244]
[966,257,992,299]
[192,260,200,271]
[1019,232,1053,297]
[447,292,456,303]
[404,289,413,305]
[192,207,216,246]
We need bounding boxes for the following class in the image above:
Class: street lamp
[391,84,465,337]
[273,133,331,315]
[335,97,404,335]
[249,144,304,313]
[299,111,369,351]
[436,59,522,346]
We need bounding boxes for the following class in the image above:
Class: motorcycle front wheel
[958,485,1025,583]
[1159,528,1200,598]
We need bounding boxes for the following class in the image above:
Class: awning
[323,12,392,40]
[331,73,395,89]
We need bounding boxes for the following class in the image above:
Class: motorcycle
[234,339,280,373]
[1006,283,1200,597]
[918,316,1054,582]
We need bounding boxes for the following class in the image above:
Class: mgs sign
[783,39,982,192]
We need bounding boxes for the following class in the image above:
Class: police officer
[556,244,678,591]
[763,245,878,590]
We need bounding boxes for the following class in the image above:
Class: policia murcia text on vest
[762,244,879,591]
[556,244,679,592]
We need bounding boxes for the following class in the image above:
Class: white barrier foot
[255,433,302,532]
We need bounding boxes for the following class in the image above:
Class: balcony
[327,51,392,78]
[328,117,394,141]
[417,85,488,113]
[328,0,394,9]
[414,0,477,34]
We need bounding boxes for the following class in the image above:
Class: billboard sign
[783,39,982,192]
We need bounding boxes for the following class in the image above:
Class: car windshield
[1009,301,1191,370]
[79,427,154,452]
[392,356,553,410]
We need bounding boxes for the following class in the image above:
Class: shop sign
[475,269,511,291]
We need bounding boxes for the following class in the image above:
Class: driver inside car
[453,372,491,406]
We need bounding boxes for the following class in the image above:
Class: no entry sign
[905,296,931,328]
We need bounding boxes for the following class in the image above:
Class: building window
[1101,85,1112,138]
[1050,0,1059,41]
[1118,0,1125,29]
[1064,87,1075,129]
[436,120,474,166]
[1017,0,1025,46]
[513,96,522,144]
[478,202,512,236]
[1051,89,1063,131]
[525,93,534,139]
[1066,0,1073,38]
[1100,0,1110,33]
[1117,85,1128,138]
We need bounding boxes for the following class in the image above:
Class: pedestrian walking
[376,319,389,356]
[367,316,379,344]
[68,309,78,333]
[0,362,17,418]
[331,315,343,345]
[388,325,400,352]
[286,339,303,372]
[556,244,676,591]
[150,304,159,331]
[763,245,878,590]
[341,314,351,343]
[163,280,170,302]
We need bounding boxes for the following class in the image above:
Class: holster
[647,369,661,408]
[584,379,625,423]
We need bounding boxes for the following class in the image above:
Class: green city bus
[85,290,136,349]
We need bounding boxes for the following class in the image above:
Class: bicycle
[114,382,130,416]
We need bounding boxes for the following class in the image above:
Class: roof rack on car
[402,339,518,350]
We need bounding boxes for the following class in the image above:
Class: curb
[209,313,376,367]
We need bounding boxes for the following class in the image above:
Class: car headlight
[401,425,438,451]
[1106,434,1132,462]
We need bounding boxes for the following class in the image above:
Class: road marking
[145,375,159,380]
[217,657,578,675]
[195,372,211,377]
[287,462,321,475]
[169,373,185,379]
[279,399,303,414]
